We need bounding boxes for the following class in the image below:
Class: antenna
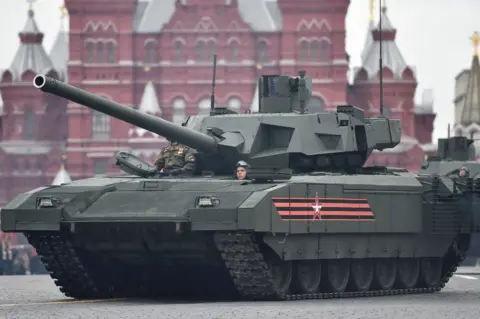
[210,54,217,115]
[379,0,384,117]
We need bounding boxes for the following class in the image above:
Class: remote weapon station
[2,2,480,301]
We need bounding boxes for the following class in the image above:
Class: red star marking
[311,192,323,220]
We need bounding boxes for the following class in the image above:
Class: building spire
[361,0,376,63]
[3,0,54,81]
[27,0,35,12]
[52,154,72,186]
[48,2,69,82]
[457,33,480,127]
[369,0,374,21]
[60,3,68,30]
[471,31,479,57]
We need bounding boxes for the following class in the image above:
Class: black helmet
[236,160,250,169]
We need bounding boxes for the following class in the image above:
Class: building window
[207,40,216,60]
[93,160,108,175]
[106,42,115,63]
[198,98,211,115]
[230,41,238,61]
[145,42,156,64]
[300,41,308,61]
[320,40,330,62]
[227,98,241,113]
[175,41,183,61]
[86,42,94,63]
[257,40,267,63]
[172,98,186,124]
[196,41,205,61]
[24,110,35,140]
[96,42,104,63]
[310,41,318,61]
[92,109,110,140]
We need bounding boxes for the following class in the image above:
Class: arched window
[230,41,238,61]
[319,40,330,62]
[257,40,267,63]
[92,109,110,140]
[175,41,183,61]
[96,42,104,63]
[300,41,308,61]
[106,42,115,63]
[227,98,241,112]
[145,42,156,64]
[86,42,94,63]
[198,98,211,115]
[24,109,35,140]
[310,41,318,61]
[172,98,186,125]
[208,40,216,60]
[196,41,205,61]
[307,96,325,113]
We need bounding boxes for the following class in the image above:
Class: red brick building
[0,0,437,208]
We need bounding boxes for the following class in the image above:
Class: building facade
[454,31,480,153]
[0,0,437,208]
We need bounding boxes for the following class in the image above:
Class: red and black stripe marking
[271,197,375,221]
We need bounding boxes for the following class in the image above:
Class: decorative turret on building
[49,5,69,82]
[361,0,375,63]
[129,67,162,139]
[454,31,480,139]
[349,2,434,171]
[0,1,67,207]
[52,155,72,185]
[128,66,167,163]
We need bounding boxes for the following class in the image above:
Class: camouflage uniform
[154,141,197,175]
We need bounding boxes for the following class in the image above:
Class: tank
[420,135,480,266]
[1,72,479,301]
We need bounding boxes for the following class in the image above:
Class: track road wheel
[324,259,350,293]
[373,258,397,290]
[420,257,442,288]
[266,254,292,295]
[349,259,374,291]
[396,258,419,289]
[290,260,322,294]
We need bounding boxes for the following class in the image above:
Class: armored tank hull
[420,136,480,266]
[1,171,476,301]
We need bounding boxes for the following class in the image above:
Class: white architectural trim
[296,18,331,31]
[83,20,118,33]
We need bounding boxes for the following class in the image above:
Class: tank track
[25,233,148,299]
[213,232,468,301]
[24,231,468,301]
[25,233,103,299]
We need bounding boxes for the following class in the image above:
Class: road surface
[0,272,479,319]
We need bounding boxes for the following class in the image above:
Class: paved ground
[0,272,480,319]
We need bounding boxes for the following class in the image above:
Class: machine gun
[32,70,401,177]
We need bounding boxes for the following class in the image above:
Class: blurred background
[0,0,479,275]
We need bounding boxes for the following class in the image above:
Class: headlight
[195,196,220,208]
[36,197,57,208]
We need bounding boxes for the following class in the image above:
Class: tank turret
[33,72,401,176]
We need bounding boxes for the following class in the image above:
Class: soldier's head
[235,161,250,180]
[167,138,178,145]
[459,166,469,178]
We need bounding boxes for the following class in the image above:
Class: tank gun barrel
[33,75,218,154]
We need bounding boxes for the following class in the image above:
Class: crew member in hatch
[235,161,250,180]
[154,139,197,175]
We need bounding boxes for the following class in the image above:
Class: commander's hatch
[115,151,155,178]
